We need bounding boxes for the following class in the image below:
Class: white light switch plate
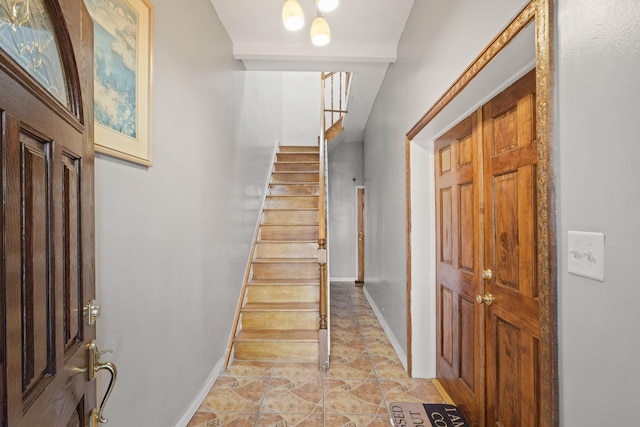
[567,231,605,281]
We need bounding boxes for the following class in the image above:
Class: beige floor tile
[262,378,324,414]
[331,328,363,342]
[272,362,324,379]
[328,356,375,380]
[186,410,257,427]
[222,361,275,378]
[365,342,399,360]
[254,413,324,427]
[379,379,444,404]
[201,376,269,413]
[324,379,386,415]
[325,413,393,427]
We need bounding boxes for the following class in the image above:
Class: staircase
[227,146,322,364]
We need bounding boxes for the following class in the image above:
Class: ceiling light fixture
[283,0,337,46]
[310,15,331,46]
[316,0,339,13]
[282,0,305,31]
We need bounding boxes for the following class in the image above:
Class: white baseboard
[330,276,356,282]
[174,357,224,427]
[363,287,408,371]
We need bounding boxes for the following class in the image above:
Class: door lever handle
[88,341,118,425]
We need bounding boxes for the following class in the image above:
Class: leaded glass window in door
[0,0,70,108]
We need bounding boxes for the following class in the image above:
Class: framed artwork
[84,0,154,166]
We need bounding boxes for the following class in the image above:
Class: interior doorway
[356,187,365,285]
[404,2,557,425]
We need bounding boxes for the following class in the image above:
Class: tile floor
[187,282,444,427]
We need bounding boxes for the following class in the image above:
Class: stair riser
[255,242,318,259]
[246,286,319,303]
[265,196,318,209]
[251,263,319,280]
[269,184,319,196]
[241,311,318,330]
[271,173,319,184]
[276,153,319,163]
[259,226,318,241]
[233,342,318,363]
[262,210,318,225]
[279,146,319,153]
[274,162,319,172]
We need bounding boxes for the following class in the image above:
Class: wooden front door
[356,187,365,283]
[435,70,539,426]
[1,0,96,425]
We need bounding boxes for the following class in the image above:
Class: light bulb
[317,0,339,13]
[282,0,304,31]
[311,16,331,46]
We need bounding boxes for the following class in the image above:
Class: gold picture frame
[85,0,154,166]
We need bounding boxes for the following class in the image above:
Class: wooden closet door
[482,69,540,427]
[435,114,485,426]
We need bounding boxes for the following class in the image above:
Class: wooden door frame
[404,1,557,425]
[355,186,365,284]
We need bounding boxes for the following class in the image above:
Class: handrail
[322,71,350,135]
[318,71,349,372]
[318,74,329,372]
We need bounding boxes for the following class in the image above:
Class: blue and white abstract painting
[85,0,137,138]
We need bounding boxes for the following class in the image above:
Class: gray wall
[95,1,281,425]
[328,141,364,278]
[282,72,321,146]
[363,0,527,358]
[556,0,640,424]
[364,0,640,424]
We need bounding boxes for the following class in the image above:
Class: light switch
[567,231,605,282]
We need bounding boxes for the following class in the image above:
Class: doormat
[389,402,470,427]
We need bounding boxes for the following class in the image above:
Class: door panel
[435,114,484,427]
[1,0,96,425]
[484,69,539,427]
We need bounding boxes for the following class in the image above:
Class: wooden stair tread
[278,150,319,154]
[235,329,318,342]
[276,161,319,164]
[269,183,318,186]
[272,171,318,175]
[248,278,319,285]
[263,208,317,211]
[257,240,317,244]
[252,257,317,263]
[242,302,318,311]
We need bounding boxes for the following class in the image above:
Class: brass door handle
[88,341,118,425]
[476,293,495,306]
[482,269,493,280]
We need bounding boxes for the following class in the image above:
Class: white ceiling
[210,0,415,143]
